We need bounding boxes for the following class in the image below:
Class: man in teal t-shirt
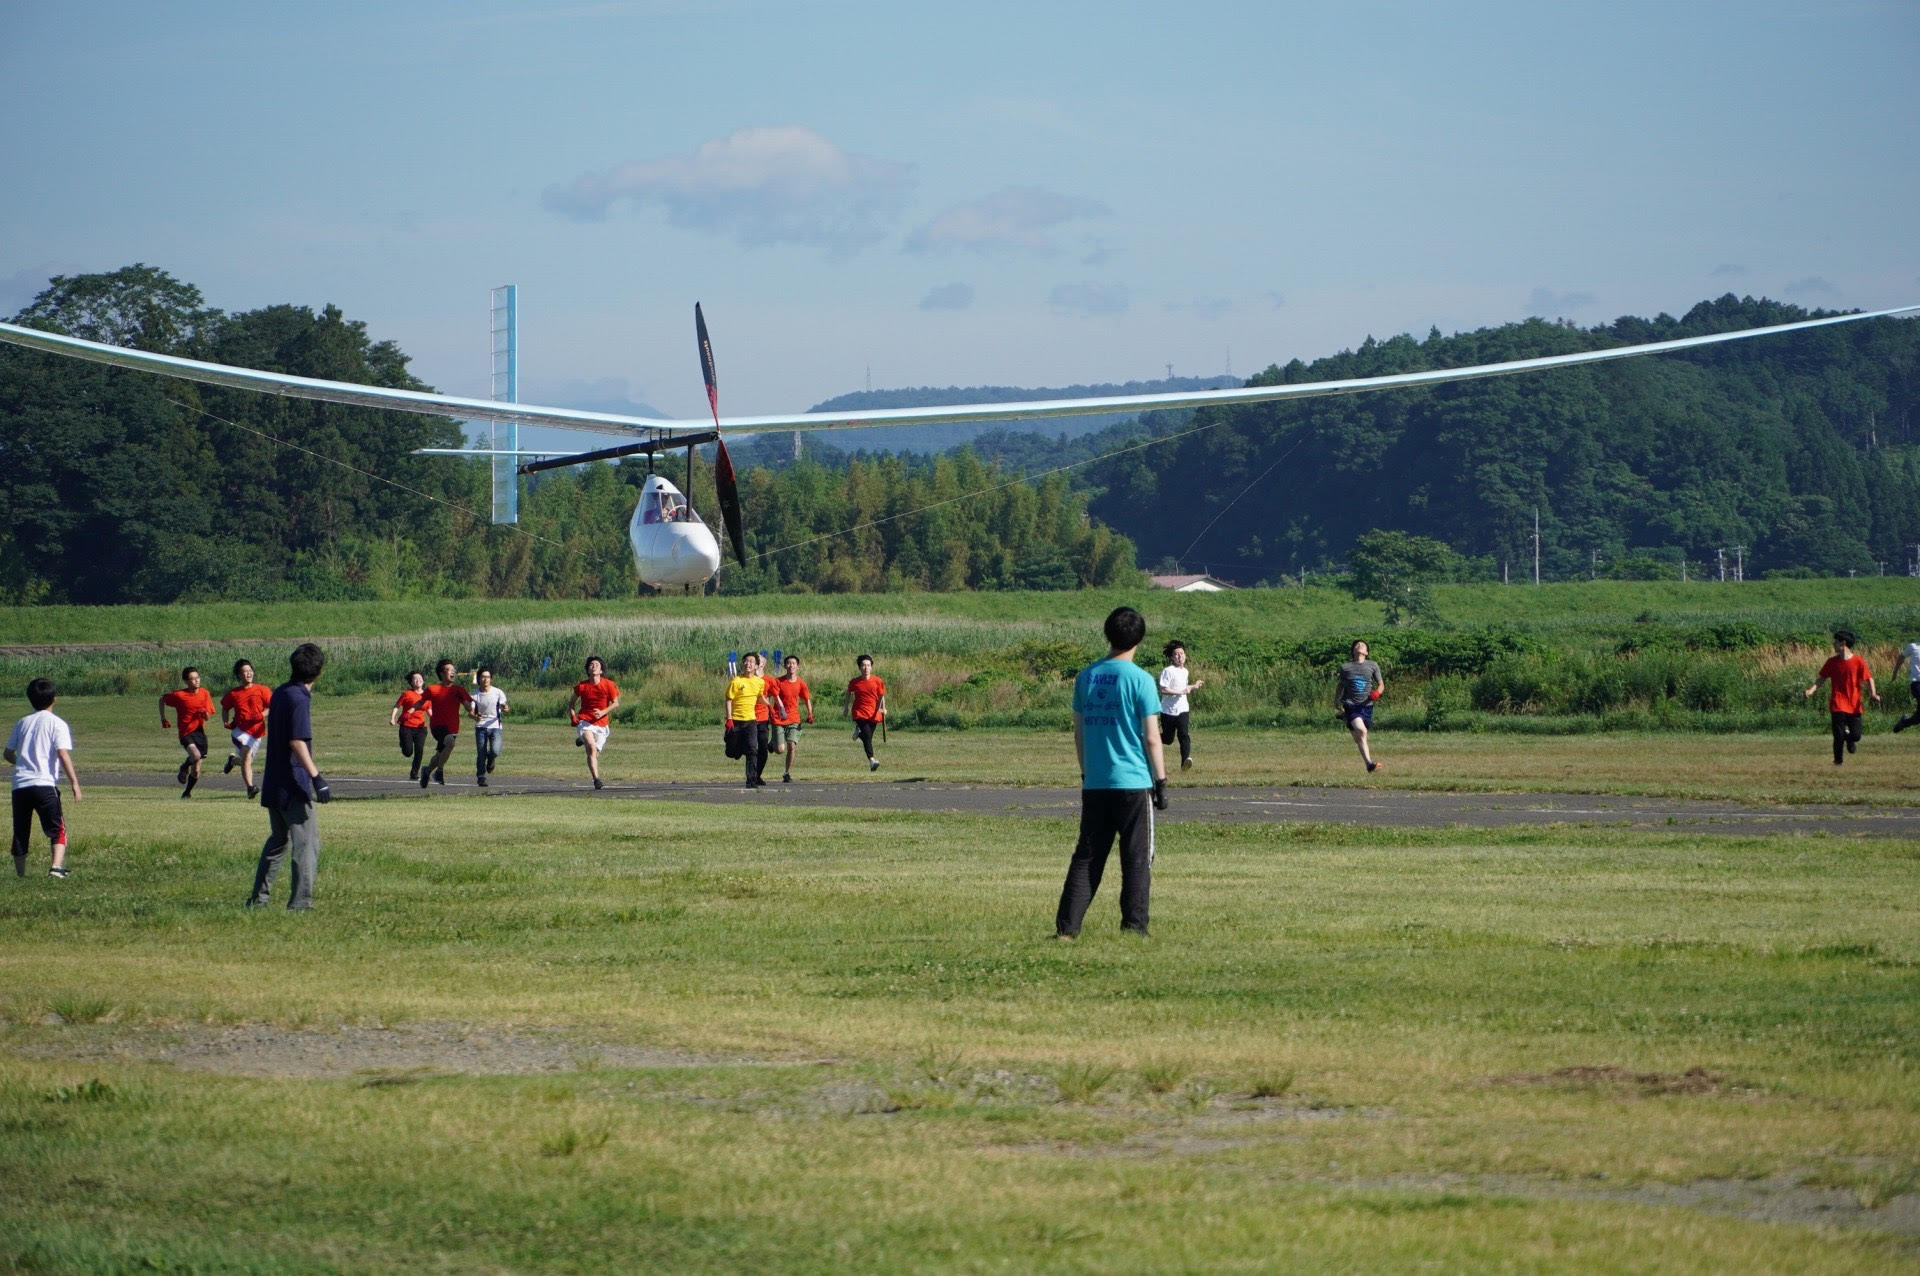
[1055,606,1169,938]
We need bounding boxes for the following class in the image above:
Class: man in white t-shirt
[6,677,82,878]
[468,667,510,787]
[1156,640,1204,772]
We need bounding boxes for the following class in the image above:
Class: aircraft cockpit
[640,488,700,525]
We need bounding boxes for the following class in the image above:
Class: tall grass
[4,580,1917,730]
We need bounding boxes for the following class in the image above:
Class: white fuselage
[629,474,722,587]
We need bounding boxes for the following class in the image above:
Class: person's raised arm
[389,702,402,727]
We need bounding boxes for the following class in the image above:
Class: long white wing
[1,307,1914,440]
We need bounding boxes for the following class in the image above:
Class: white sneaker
[869,758,879,772]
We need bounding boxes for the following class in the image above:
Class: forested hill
[804,376,1236,455]
[1090,296,1920,582]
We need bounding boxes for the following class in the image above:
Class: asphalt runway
[92,770,1920,838]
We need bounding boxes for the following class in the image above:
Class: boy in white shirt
[6,678,82,878]
[468,667,510,787]
[1156,640,1204,772]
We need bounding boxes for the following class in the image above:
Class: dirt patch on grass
[1489,1064,1758,1097]
[6,1021,813,1079]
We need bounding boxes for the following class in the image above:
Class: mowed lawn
[1,782,1916,1271]
[49,691,1920,806]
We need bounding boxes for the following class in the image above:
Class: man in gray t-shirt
[1335,640,1384,773]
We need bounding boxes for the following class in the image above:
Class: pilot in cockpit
[642,490,689,524]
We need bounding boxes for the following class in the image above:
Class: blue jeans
[475,727,502,776]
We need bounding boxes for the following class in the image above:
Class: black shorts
[1341,703,1373,728]
[11,785,64,854]
[431,724,458,747]
[180,728,209,757]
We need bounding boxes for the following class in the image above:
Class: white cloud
[1526,286,1596,316]
[919,282,975,311]
[542,126,914,257]
[906,187,1108,256]
[1048,282,1130,317]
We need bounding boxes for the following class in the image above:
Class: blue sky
[3,0,1916,422]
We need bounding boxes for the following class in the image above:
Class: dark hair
[476,665,492,678]
[784,654,800,667]
[407,670,425,686]
[1351,639,1369,655]
[857,653,872,666]
[1103,606,1146,652]
[26,678,55,711]
[1834,629,1857,647]
[231,658,252,680]
[290,643,325,684]
[436,658,456,676]
[1163,640,1185,661]
[180,666,199,682]
[585,654,604,671]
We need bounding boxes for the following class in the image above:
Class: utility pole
[1502,558,1509,585]
[1590,549,1602,581]
[1716,548,1726,582]
[1733,546,1745,582]
[1532,507,1540,586]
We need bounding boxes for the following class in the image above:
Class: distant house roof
[1149,573,1234,592]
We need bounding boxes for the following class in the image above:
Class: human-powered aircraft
[1,302,1915,588]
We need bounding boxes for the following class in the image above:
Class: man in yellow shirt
[724,653,775,789]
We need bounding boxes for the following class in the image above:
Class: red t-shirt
[847,675,886,721]
[393,688,429,729]
[424,682,472,730]
[221,684,272,737]
[771,677,810,726]
[162,687,214,738]
[573,677,620,725]
[1819,653,1870,714]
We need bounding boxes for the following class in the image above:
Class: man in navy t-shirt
[1055,606,1169,938]
[248,643,330,910]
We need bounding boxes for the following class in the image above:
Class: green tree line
[0,267,1140,603]
[1088,296,1920,582]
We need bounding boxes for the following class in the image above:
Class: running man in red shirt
[566,655,621,790]
[419,660,473,789]
[390,671,431,780]
[220,659,272,799]
[159,666,215,799]
[1805,629,1879,765]
[844,653,887,772]
[770,654,814,783]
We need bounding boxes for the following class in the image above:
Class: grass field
[2,780,1918,1270]
[3,588,1919,1269]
